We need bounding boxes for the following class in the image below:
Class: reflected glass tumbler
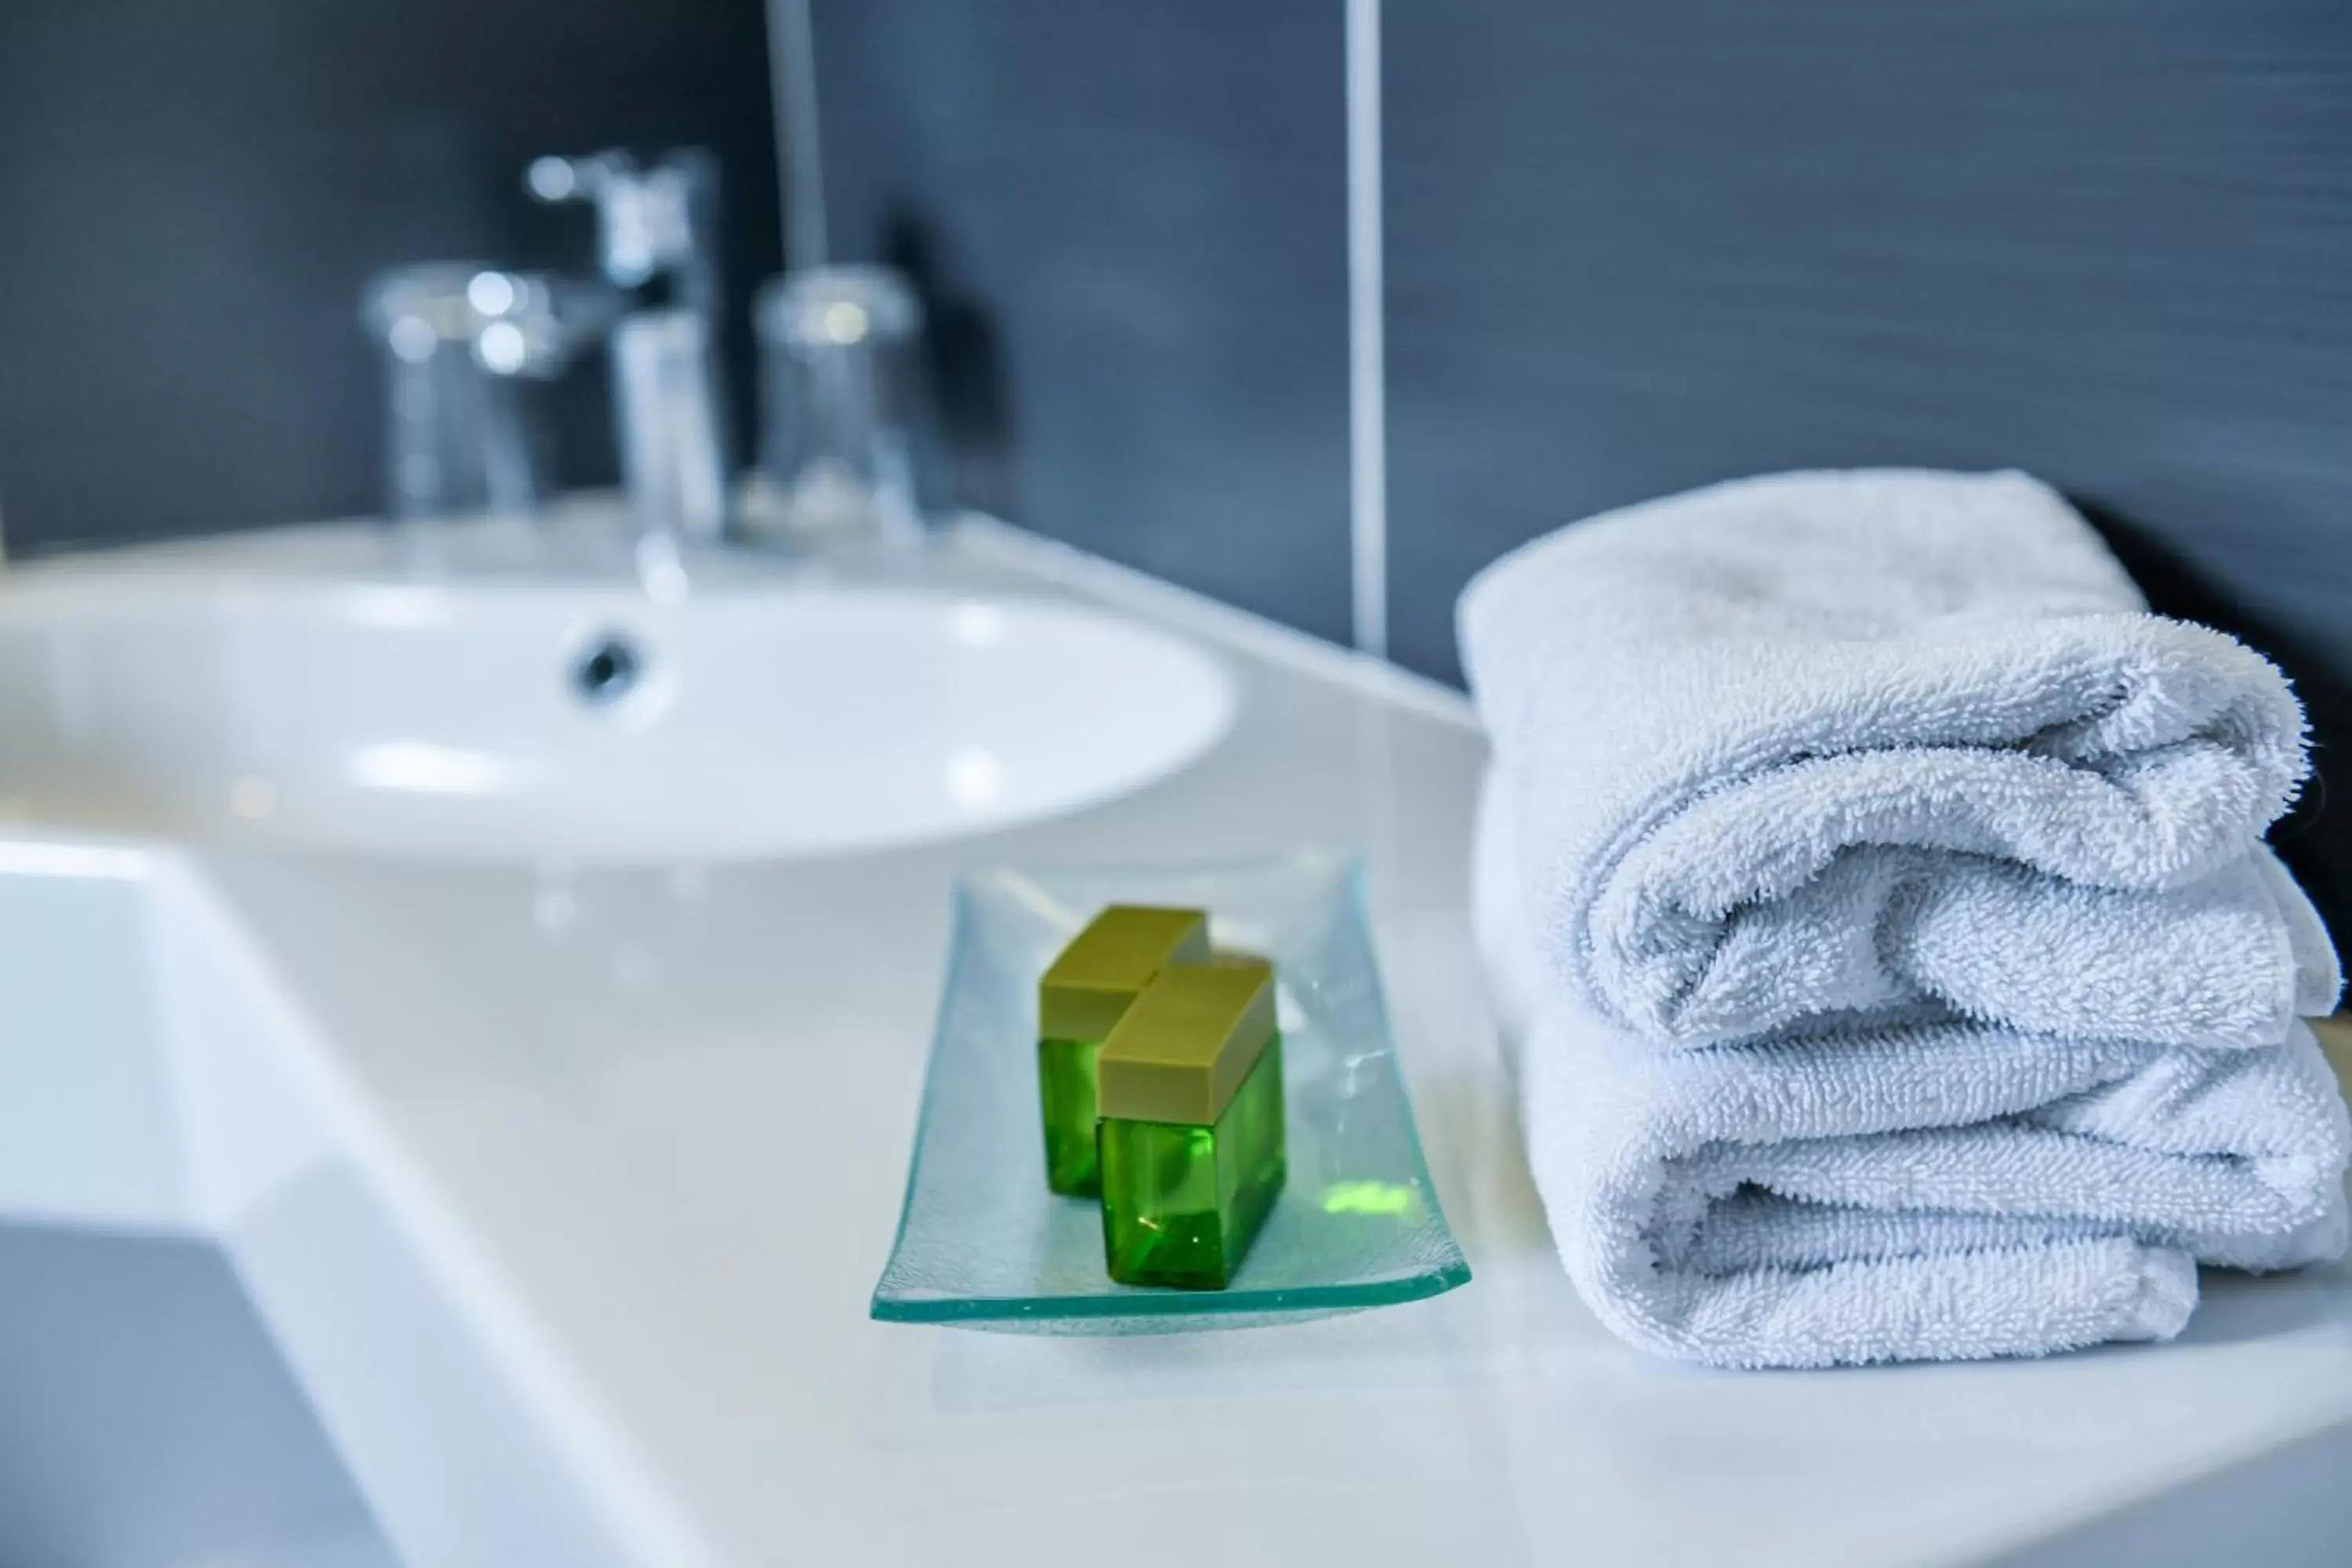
[755,265,938,545]
[361,263,548,521]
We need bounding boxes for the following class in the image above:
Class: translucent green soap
[1036,906,1209,1196]
[1094,956,1287,1290]
[869,851,1472,1334]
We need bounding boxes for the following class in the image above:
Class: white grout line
[768,0,829,267]
[1345,0,1389,659]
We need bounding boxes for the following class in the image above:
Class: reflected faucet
[528,149,735,545]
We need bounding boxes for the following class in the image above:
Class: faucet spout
[530,149,735,544]
[610,307,732,544]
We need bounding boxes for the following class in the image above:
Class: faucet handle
[523,148,733,544]
[526,149,719,303]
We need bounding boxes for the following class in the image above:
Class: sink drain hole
[570,633,643,706]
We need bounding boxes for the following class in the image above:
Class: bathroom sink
[0,564,1233,862]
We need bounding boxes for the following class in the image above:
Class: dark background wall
[810,0,1353,643]
[814,0,2352,931]
[0,0,782,555]
[1385,0,2352,689]
[1378,0,2352,939]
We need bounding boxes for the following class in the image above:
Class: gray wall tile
[0,0,782,555]
[1385,0,2352,924]
[811,0,1353,643]
[1387,0,2352,685]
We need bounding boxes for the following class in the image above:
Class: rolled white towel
[1459,468,2332,1048]
[1475,765,2343,1054]
[1521,992,2350,1368]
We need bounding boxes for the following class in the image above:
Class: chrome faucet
[528,149,735,544]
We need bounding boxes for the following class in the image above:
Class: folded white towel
[1474,768,2344,1056]
[1460,469,2328,1050]
[1464,468,2350,1367]
[1522,990,2350,1367]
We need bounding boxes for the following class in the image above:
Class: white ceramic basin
[0,572,1233,862]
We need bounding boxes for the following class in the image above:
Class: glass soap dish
[871,851,1471,1334]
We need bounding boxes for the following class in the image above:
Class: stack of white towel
[1463,469,2349,1368]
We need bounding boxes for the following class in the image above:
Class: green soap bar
[1036,906,1210,1196]
[1094,954,1276,1127]
[1039,906,1210,1043]
[1037,1035,1106,1196]
[1100,1034,1287,1290]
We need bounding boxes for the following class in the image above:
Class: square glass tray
[871,851,1471,1334]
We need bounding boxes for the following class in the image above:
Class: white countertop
[6,520,2352,1566]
